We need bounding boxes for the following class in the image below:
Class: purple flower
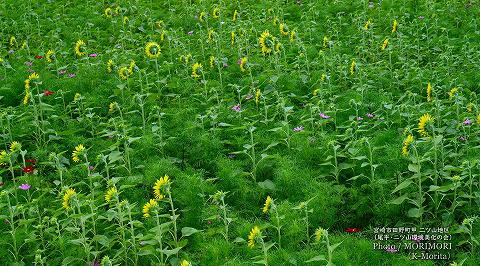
[8,50,14,54]
[459,136,467,142]
[25,61,33,67]
[58,70,67,75]
[357,116,363,121]
[90,261,100,266]
[418,16,425,20]
[88,165,94,171]
[293,126,304,132]
[223,62,228,68]
[88,53,98,57]
[187,31,193,35]
[19,184,31,190]
[366,113,375,118]
[237,58,242,65]
[463,118,472,126]
[231,104,241,112]
[68,73,76,78]
[228,154,236,159]
[385,246,398,253]
[319,113,330,119]
[245,94,253,100]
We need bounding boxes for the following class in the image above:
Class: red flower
[345,227,361,233]
[43,90,54,96]
[25,159,37,164]
[35,55,43,59]
[22,165,35,174]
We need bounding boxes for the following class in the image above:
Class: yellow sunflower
[74,40,86,57]
[145,42,161,59]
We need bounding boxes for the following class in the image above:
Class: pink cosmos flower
[319,113,330,119]
[19,183,31,190]
[463,118,472,126]
[231,104,241,112]
[88,53,97,57]
[293,126,304,132]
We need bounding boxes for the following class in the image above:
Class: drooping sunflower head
[381,38,389,50]
[74,40,86,57]
[62,188,76,210]
[145,42,161,59]
[239,57,248,72]
[208,29,215,43]
[28,72,40,80]
[0,150,8,166]
[315,227,325,242]
[255,89,261,104]
[212,7,220,19]
[279,23,289,36]
[418,113,434,137]
[364,19,372,30]
[247,226,261,248]
[153,175,171,200]
[232,10,238,21]
[105,187,118,203]
[109,102,117,113]
[180,260,190,266]
[191,63,202,79]
[350,59,356,75]
[209,55,216,68]
[231,31,235,45]
[9,141,21,152]
[128,60,136,74]
[259,30,276,56]
[262,196,273,213]
[199,11,206,22]
[118,66,129,80]
[46,50,55,63]
[142,199,158,218]
[449,87,458,99]
[392,19,398,33]
[9,36,17,48]
[402,134,414,156]
[426,82,432,102]
[107,59,114,73]
[72,144,86,162]
[323,36,329,49]
[104,7,113,18]
[289,30,296,42]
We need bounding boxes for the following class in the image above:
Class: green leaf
[389,195,409,205]
[392,180,413,193]
[181,227,201,237]
[328,241,342,253]
[408,164,420,173]
[407,207,423,218]
[258,179,275,190]
[305,255,327,263]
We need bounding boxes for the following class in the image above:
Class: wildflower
[418,16,425,20]
[279,23,289,36]
[323,36,329,49]
[259,30,275,55]
[467,103,474,113]
[128,60,136,74]
[452,175,461,182]
[35,55,43,60]
[364,19,372,30]
[187,31,193,35]
[23,79,31,105]
[247,226,261,248]
[255,89,261,105]
[153,175,170,200]
[9,36,17,47]
[313,89,319,96]
[381,38,389,50]
[344,227,362,233]
[239,57,247,72]
[293,126,304,132]
[10,141,21,152]
[199,11,206,22]
[402,134,414,156]
[418,113,433,137]
[68,73,76,78]
[29,72,40,80]
[104,7,113,18]
[100,256,112,266]
[46,50,55,62]
[209,56,216,68]
[72,144,86,162]
[105,187,117,203]
[118,66,129,80]
[191,63,202,79]
[180,260,190,266]
[263,196,273,213]
[62,188,76,210]
[231,31,235,45]
[232,10,238,21]
[463,118,472,126]
[231,104,241,112]
[449,87,458,99]
[145,42,161,59]
[19,184,31,190]
[319,113,330,119]
[0,150,7,165]
[107,59,114,73]
[22,166,35,174]
[357,116,363,121]
[459,136,467,142]
[273,16,279,26]
[392,19,398,33]
[123,16,129,24]
[426,82,432,102]
[245,94,253,100]
[350,59,356,75]
[58,69,66,75]
[212,7,220,19]
[73,93,81,102]
[366,113,375,118]
[25,61,33,67]
[89,53,97,57]
[321,73,327,81]
[109,102,117,113]
[74,40,86,57]
[160,30,166,42]
[477,113,480,124]
[208,29,214,42]
[315,227,325,242]
[142,199,158,218]
[43,90,54,96]
[275,42,281,53]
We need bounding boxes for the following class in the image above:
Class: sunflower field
[1,0,480,265]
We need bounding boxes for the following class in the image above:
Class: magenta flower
[366,113,375,118]
[187,31,193,35]
[293,126,304,132]
[319,113,330,119]
[90,261,100,266]
[463,118,472,126]
[25,61,33,67]
[357,116,363,121]
[459,136,467,142]
[58,69,67,75]
[68,73,76,78]
[231,104,241,112]
[237,58,242,65]
[19,184,31,190]
[88,53,98,57]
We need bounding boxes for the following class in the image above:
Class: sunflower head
[153,175,171,200]
[118,66,129,80]
[259,30,276,56]
[105,187,118,203]
[74,40,86,57]
[46,50,55,63]
[418,113,434,137]
[62,188,76,210]
[142,199,158,218]
[247,226,261,248]
[191,63,202,79]
[212,7,220,19]
[145,42,161,59]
